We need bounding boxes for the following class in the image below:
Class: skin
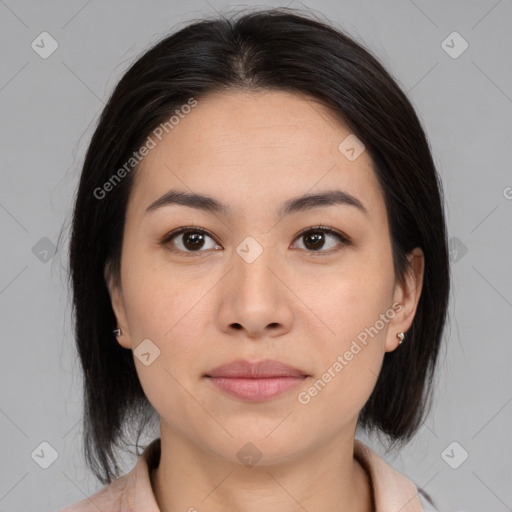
[105,89,424,512]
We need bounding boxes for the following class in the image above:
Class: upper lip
[205,359,308,378]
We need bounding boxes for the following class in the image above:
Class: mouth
[204,359,309,402]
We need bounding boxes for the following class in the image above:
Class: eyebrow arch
[144,188,368,218]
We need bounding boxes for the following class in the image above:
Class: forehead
[127,89,383,219]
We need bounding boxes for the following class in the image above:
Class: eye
[160,226,221,256]
[160,225,351,256]
[291,226,351,254]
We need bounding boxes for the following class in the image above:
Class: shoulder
[57,472,130,511]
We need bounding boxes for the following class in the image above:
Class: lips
[205,359,308,378]
[204,359,308,402]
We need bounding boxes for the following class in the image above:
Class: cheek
[312,260,394,341]
[121,258,210,425]
[120,250,216,368]
[304,263,394,399]
[298,283,391,427]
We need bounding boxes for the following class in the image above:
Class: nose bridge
[218,233,292,336]
[233,234,279,300]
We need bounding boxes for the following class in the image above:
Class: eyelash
[159,224,352,257]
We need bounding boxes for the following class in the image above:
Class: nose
[215,241,294,339]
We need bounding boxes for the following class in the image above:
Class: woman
[61,7,450,511]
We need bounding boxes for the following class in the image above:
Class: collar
[354,439,424,512]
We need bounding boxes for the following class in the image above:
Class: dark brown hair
[64,6,450,490]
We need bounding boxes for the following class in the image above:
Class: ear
[385,247,425,352]
[104,261,132,349]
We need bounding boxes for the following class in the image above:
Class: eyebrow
[144,188,368,218]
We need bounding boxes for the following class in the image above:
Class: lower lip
[206,376,306,402]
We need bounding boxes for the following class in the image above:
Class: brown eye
[292,226,351,253]
[303,231,326,250]
[162,227,221,254]
[180,231,207,250]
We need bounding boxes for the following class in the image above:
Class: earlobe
[385,247,425,352]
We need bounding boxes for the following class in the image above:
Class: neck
[151,424,374,512]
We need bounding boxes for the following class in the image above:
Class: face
[106,89,424,464]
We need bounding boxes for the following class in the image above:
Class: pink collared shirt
[58,438,437,511]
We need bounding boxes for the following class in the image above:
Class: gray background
[1,0,511,510]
